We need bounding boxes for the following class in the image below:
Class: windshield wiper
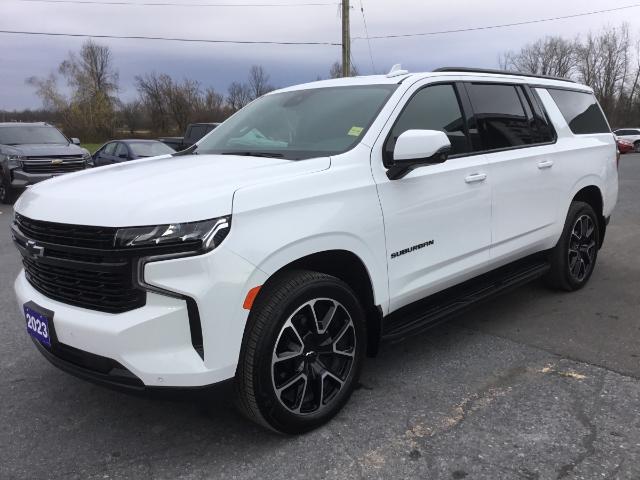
[220,151,285,158]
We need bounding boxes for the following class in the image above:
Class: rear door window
[547,89,610,134]
[465,83,538,150]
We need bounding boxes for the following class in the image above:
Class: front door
[371,82,492,311]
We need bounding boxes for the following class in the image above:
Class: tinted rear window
[466,83,538,150]
[547,89,609,134]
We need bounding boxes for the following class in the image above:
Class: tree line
[12,40,352,142]
[500,24,638,127]
[9,24,636,142]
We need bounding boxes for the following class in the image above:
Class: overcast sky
[1,0,639,110]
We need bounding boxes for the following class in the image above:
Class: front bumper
[9,169,59,188]
[14,246,268,388]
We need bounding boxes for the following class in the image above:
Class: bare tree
[227,81,252,111]
[575,25,631,122]
[499,24,640,126]
[500,36,576,78]
[165,78,203,132]
[329,61,359,78]
[119,100,144,135]
[27,40,119,140]
[201,87,226,121]
[135,72,171,134]
[247,65,274,100]
[59,40,119,103]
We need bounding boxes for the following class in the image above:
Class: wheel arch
[569,182,606,247]
[254,249,384,357]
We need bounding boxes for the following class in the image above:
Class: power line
[17,0,338,6]
[0,29,339,45]
[353,4,640,40]
[358,0,375,74]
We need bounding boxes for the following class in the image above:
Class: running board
[381,255,550,342]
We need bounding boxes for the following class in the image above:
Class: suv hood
[15,153,330,226]
[2,143,88,157]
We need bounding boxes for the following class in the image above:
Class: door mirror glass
[388,130,451,179]
[71,137,81,145]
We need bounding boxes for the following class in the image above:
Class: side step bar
[381,255,550,342]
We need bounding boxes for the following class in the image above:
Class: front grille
[13,215,146,314]
[15,214,117,249]
[25,155,85,160]
[22,256,145,313]
[22,161,86,174]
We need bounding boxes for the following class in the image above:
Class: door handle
[464,173,487,183]
[538,160,554,169]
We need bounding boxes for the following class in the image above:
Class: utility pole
[341,0,350,77]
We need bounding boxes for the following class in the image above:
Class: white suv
[12,67,618,433]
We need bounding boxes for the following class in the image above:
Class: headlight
[7,155,24,169]
[114,216,231,253]
[82,151,94,167]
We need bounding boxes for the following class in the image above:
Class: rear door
[371,81,492,311]
[463,82,560,262]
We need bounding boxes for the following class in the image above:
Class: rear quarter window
[547,89,610,135]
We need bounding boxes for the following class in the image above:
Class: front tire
[545,201,600,291]
[0,173,17,205]
[235,270,366,434]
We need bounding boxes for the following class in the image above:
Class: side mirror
[387,130,451,180]
[71,138,81,145]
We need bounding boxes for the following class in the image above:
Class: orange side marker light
[243,285,262,310]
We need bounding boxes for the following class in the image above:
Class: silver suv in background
[0,122,92,204]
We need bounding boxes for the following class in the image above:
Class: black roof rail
[433,67,576,84]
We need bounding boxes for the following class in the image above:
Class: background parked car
[613,128,640,152]
[159,123,219,151]
[617,138,634,154]
[92,139,175,166]
[0,122,92,204]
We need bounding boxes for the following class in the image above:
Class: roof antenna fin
[386,64,409,78]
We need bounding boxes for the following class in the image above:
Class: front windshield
[196,85,397,160]
[0,126,69,145]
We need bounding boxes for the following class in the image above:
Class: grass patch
[81,143,102,154]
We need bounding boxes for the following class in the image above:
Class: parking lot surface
[1,156,639,480]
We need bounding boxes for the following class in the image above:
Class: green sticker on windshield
[348,126,364,137]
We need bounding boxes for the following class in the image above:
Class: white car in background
[613,128,640,152]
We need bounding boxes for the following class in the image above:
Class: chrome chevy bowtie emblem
[25,240,45,258]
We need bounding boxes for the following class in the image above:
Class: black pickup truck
[159,123,219,151]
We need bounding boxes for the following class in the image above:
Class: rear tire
[545,201,600,291]
[235,270,366,434]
